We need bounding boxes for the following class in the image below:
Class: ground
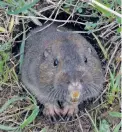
[0,0,121,132]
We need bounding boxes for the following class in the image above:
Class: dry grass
[0,0,121,132]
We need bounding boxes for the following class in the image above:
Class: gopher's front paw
[44,104,61,116]
[62,103,78,116]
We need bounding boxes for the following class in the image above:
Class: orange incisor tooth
[72,91,80,98]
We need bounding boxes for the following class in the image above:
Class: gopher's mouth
[70,91,80,102]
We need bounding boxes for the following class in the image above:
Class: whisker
[43,87,55,102]
[41,86,54,103]
[62,88,68,101]
[51,89,60,103]
[57,88,64,101]
[48,89,56,102]
[86,83,101,98]
[84,83,91,94]
[58,88,63,101]
[90,83,101,92]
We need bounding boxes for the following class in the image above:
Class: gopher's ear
[87,47,99,59]
[43,49,51,59]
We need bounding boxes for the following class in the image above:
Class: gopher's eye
[84,56,87,63]
[53,59,59,66]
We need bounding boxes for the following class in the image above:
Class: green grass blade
[28,95,38,105]
[99,119,110,132]
[0,42,11,51]
[7,0,39,15]
[114,74,121,90]
[92,33,108,59]
[109,112,122,118]
[109,69,115,88]
[85,109,99,132]
[113,121,122,132]
[0,96,26,113]
[0,1,14,7]
[20,105,39,129]
[0,124,18,131]
[11,67,19,82]
[40,128,47,132]
[19,23,26,73]
[0,31,25,52]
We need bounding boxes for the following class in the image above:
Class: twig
[45,0,63,23]
[85,109,99,132]
[76,114,83,132]
[13,15,86,25]
[57,0,80,27]
[105,42,120,77]
[90,0,122,18]
[92,32,108,59]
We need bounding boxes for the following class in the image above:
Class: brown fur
[21,23,104,115]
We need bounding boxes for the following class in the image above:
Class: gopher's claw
[44,104,61,116]
[62,103,78,116]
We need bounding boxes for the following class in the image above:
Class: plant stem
[91,0,122,18]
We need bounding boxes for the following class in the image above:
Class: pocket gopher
[21,23,104,116]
